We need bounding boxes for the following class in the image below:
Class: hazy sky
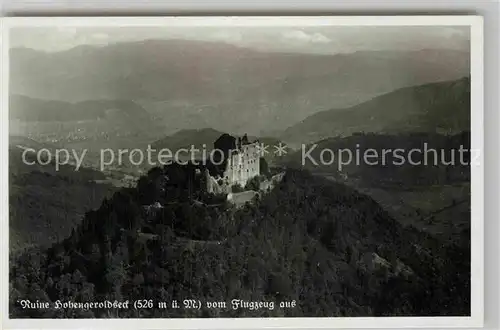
[10,26,470,54]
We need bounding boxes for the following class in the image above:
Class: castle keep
[203,134,261,194]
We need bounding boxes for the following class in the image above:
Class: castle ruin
[203,134,261,194]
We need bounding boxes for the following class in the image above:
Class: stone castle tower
[225,135,260,187]
[204,134,260,193]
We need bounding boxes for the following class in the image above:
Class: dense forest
[9,165,470,318]
[9,146,114,252]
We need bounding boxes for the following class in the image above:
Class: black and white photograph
[2,16,484,327]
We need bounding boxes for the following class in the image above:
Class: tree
[260,157,270,177]
[245,176,261,191]
[231,184,244,193]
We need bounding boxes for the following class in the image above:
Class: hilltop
[10,166,470,317]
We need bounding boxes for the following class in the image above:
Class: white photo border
[0,15,484,329]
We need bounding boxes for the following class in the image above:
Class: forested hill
[9,145,115,252]
[10,166,470,318]
[283,131,471,188]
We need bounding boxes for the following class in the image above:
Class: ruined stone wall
[204,169,229,194]
[203,139,261,194]
[258,171,285,192]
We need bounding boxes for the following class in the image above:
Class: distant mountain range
[9,95,165,156]
[10,75,471,177]
[10,40,470,134]
[8,39,472,318]
[281,77,470,144]
[9,95,151,123]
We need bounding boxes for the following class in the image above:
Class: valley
[7,34,473,318]
[320,173,470,245]
[8,76,472,252]
[10,42,469,134]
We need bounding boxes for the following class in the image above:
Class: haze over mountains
[281,77,470,143]
[9,26,473,318]
[10,40,469,135]
[9,96,152,122]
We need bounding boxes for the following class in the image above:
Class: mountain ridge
[280,77,470,143]
[9,95,151,122]
[10,41,470,133]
